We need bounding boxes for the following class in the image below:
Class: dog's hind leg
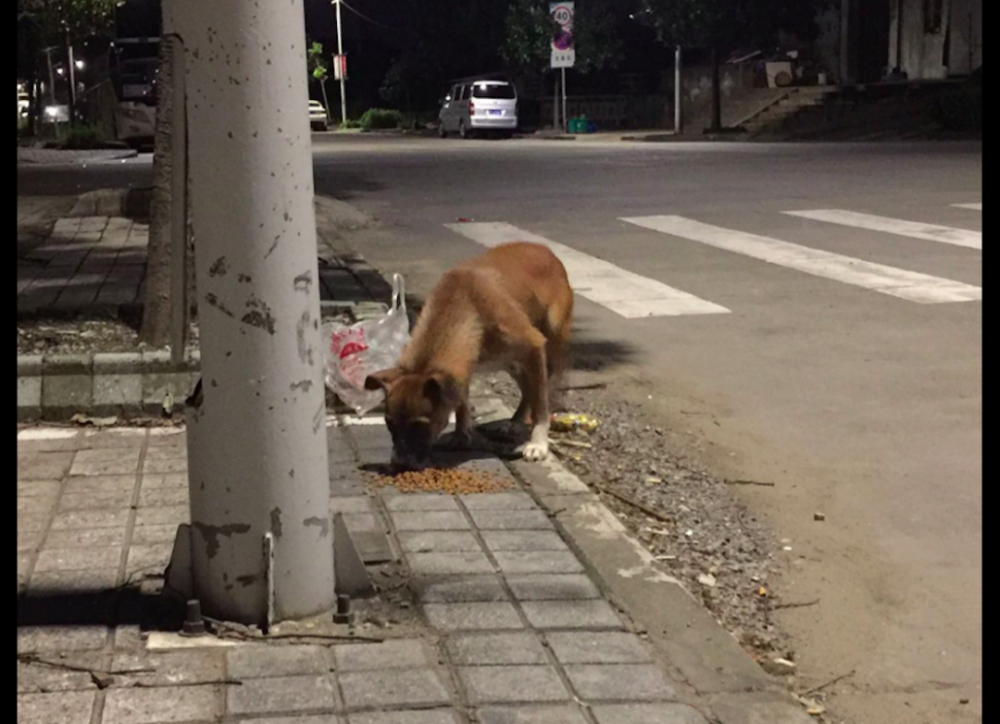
[510,369,532,425]
[545,290,574,413]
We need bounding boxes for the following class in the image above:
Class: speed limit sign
[550,2,576,68]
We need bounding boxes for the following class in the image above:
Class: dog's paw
[517,440,550,462]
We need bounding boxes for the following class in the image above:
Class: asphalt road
[18,136,983,723]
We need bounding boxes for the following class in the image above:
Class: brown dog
[365,242,573,469]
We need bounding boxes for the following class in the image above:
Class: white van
[439,80,518,139]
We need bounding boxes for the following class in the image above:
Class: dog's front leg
[454,397,473,447]
[444,386,483,450]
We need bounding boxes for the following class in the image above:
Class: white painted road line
[622,215,982,305]
[783,209,982,250]
[953,203,983,211]
[445,222,730,318]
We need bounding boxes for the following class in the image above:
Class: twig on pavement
[772,599,821,611]
[264,632,384,643]
[134,679,243,688]
[552,439,593,450]
[558,383,608,392]
[17,653,154,676]
[725,479,776,488]
[804,669,857,696]
[595,485,672,525]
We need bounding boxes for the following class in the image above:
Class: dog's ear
[423,373,461,407]
[365,368,402,392]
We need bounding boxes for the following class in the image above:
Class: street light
[333,0,347,125]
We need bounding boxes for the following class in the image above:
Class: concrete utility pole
[175,0,335,625]
[334,0,348,124]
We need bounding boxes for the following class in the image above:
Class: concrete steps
[742,80,974,140]
[738,87,844,135]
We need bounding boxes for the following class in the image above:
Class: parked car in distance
[309,100,329,131]
[439,79,517,139]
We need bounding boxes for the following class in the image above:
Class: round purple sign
[551,4,574,50]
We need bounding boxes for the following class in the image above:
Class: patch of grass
[61,125,110,150]
[358,108,404,131]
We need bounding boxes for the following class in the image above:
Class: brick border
[15,301,393,423]
[17,147,139,165]
[17,351,200,422]
[16,201,397,424]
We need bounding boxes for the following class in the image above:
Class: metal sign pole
[674,46,683,134]
[335,0,347,124]
[553,73,560,131]
[561,68,567,134]
[549,2,574,133]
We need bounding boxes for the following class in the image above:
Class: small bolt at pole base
[333,594,354,625]
[182,599,206,636]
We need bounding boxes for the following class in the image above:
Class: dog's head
[365,368,461,470]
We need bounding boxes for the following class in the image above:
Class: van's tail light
[469,101,476,115]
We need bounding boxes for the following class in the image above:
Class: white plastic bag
[323,274,410,415]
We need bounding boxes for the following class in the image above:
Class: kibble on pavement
[367,467,514,495]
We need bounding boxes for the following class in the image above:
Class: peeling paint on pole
[193,521,253,559]
[177,0,335,625]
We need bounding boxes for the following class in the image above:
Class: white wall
[889,0,980,79]
[947,0,982,75]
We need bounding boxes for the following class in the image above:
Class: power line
[338,0,408,33]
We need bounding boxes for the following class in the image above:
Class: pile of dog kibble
[366,467,514,495]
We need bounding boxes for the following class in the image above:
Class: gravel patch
[483,373,790,661]
[16,319,187,356]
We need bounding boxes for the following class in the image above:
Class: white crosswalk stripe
[444,222,730,318]
[783,209,981,250]
[621,215,981,305]
[953,203,983,211]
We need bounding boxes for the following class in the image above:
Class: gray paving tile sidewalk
[17,422,711,724]
[18,216,148,314]
[17,213,390,319]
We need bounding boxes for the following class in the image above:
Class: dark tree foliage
[637,0,824,130]
[501,0,631,74]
